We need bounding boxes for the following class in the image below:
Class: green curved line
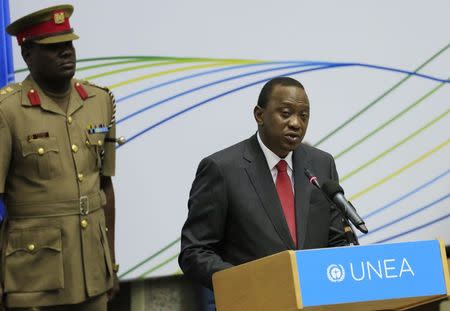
[14,68,26,74]
[77,58,162,72]
[84,60,182,80]
[78,56,175,62]
[75,56,260,63]
[334,78,448,159]
[14,56,147,74]
[14,55,261,74]
[14,58,162,75]
[85,60,256,81]
[138,254,179,279]
[85,59,261,81]
[340,109,450,182]
[349,138,450,201]
[118,238,180,279]
[314,42,450,147]
[76,55,260,62]
[84,59,263,82]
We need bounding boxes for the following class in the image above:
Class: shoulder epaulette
[0,83,22,104]
[76,79,116,127]
[77,79,111,93]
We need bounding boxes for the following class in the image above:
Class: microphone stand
[340,212,360,246]
[304,168,361,246]
[323,191,360,246]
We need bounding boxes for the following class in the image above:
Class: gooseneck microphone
[321,181,368,234]
[304,168,321,189]
[304,168,368,235]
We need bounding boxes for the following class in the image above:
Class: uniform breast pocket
[4,227,64,293]
[85,132,106,171]
[21,137,62,179]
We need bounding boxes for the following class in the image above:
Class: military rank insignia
[0,86,14,95]
[87,124,109,134]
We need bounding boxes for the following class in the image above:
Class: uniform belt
[6,191,105,219]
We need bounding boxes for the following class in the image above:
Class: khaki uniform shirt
[0,76,115,308]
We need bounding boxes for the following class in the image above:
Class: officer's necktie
[275,160,297,247]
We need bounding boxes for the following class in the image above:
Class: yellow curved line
[83,58,262,80]
[107,60,260,89]
[84,60,179,80]
[340,109,450,182]
[77,58,165,72]
[349,138,450,201]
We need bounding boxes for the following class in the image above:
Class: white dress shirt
[257,132,295,191]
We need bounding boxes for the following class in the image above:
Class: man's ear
[253,105,264,125]
[21,44,33,68]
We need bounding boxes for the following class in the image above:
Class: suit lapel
[293,144,312,249]
[243,135,296,249]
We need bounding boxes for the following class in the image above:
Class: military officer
[0,5,119,310]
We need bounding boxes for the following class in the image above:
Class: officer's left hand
[107,273,120,301]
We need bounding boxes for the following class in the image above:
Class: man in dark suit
[179,77,347,290]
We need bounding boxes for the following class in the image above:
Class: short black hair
[257,77,305,108]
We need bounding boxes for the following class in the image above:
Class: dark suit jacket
[179,134,347,289]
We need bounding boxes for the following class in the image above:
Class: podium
[212,240,450,311]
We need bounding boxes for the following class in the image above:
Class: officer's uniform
[0,5,116,310]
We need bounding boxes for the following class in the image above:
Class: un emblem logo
[327,264,345,282]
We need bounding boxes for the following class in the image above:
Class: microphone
[304,168,321,189]
[321,181,368,234]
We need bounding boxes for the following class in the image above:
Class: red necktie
[275,160,297,247]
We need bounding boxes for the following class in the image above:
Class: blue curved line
[116,62,337,125]
[116,58,449,128]
[114,61,449,106]
[375,213,450,244]
[361,168,450,220]
[360,193,450,239]
[115,61,332,103]
[341,62,450,83]
[115,60,450,127]
[117,64,345,148]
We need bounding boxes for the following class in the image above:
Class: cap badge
[53,11,65,24]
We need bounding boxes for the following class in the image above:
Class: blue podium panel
[295,240,447,307]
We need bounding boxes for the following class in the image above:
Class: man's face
[254,85,310,158]
[24,41,76,82]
